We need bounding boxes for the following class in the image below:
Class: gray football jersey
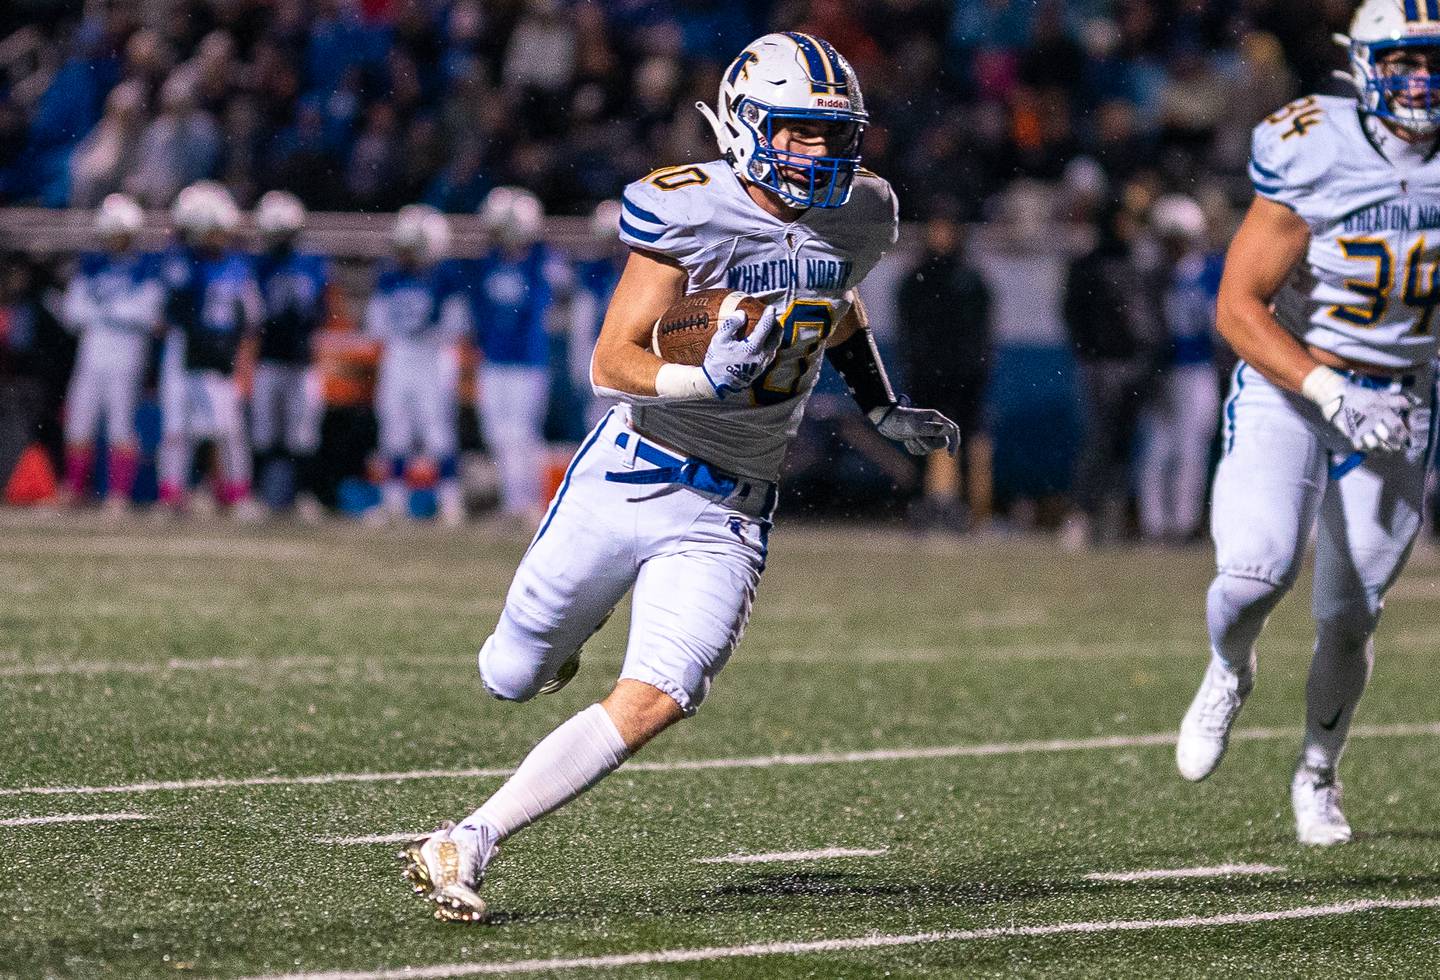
[618,160,898,481]
[1252,94,1440,368]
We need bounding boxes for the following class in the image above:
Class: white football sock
[461,703,629,841]
[1300,624,1374,773]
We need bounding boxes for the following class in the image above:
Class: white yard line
[0,654,463,679]
[238,896,1440,980]
[695,847,888,865]
[4,721,1439,800]
[1085,863,1283,883]
[317,833,419,845]
[0,812,149,827]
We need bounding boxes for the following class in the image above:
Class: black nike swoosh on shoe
[1319,707,1345,731]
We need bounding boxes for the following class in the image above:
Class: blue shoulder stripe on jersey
[1252,180,1282,195]
[621,195,664,227]
[619,216,664,243]
[1250,158,1282,181]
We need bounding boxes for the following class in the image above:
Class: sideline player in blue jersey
[471,186,568,524]
[398,32,959,922]
[1177,0,1440,845]
[59,193,162,511]
[569,200,626,430]
[366,204,471,525]
[157,181,263,518]
[251,191,330,521]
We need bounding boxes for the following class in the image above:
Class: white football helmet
[697,32,867,209]
[1151,194,1207,242]
[95,192,144,240]
[1337,0,1440,135]
[171,181,240,237]
[391,203,452,263]
[255,190,306,242]
[480,186,544,247]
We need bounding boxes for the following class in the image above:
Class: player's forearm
[1215,289,1319,395]
[591,337,715,401]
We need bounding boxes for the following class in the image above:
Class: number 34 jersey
[618,160,898,482]
[1253,94,1440,369]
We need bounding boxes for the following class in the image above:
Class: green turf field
[3,513,1440,978]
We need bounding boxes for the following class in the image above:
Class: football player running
[398,32,958,922]
[1177,0,1440,846]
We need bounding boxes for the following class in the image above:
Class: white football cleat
[1176,658,1253,782]
[1292,766,1352,846]
[398,819,498,922]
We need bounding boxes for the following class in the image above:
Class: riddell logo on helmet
[813,97,850,109]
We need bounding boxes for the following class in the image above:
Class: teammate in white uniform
[1177,0,1440,846]
[366,204,471,525]
[59,193,162,512]
[397,32,959,922]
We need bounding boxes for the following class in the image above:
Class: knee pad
[477,634,543,703]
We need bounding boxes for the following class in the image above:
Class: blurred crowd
[0,0,1352,222]
[0,0,1409,540]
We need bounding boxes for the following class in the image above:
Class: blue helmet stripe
[619,216,663,243]
[814,37,850,91]
[621,195,664,227]
[784,32,841,92]
[1405,0,1421,20]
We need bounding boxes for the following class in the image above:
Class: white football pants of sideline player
[159,331,251,502]
[375,344,459,459]
[1138,363,1220,539]
[64,327,148,447]
[477,362,549,516]
[478,408,773,715]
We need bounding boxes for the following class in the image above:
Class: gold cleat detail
[396,821,492,924]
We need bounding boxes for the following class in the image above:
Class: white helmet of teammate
[589,199,621,242]
[697,32,868,209]
[480,186,544,247]
[255,190,307,242]
[171,181,240,237]
[1151,194,1207,243]
[391,203,452,263]
[1337,0,1440,136]
[95,192,144,241]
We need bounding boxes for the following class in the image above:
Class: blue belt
[1348,371,1416,390]
[604,431,775,516]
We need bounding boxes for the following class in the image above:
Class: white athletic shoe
[1176,658,1253,782]
[1292,766,1352,846]
[293,493,325,525]
[398,819,499,922]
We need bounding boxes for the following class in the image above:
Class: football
[652,288,768,366]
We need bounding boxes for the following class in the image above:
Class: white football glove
[701,306,782,400]
[868,403,961,456]
[1302,366,1418,453]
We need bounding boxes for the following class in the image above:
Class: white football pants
[478,409,774,715]
[251,361,322,455]
[64,328,148,446]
